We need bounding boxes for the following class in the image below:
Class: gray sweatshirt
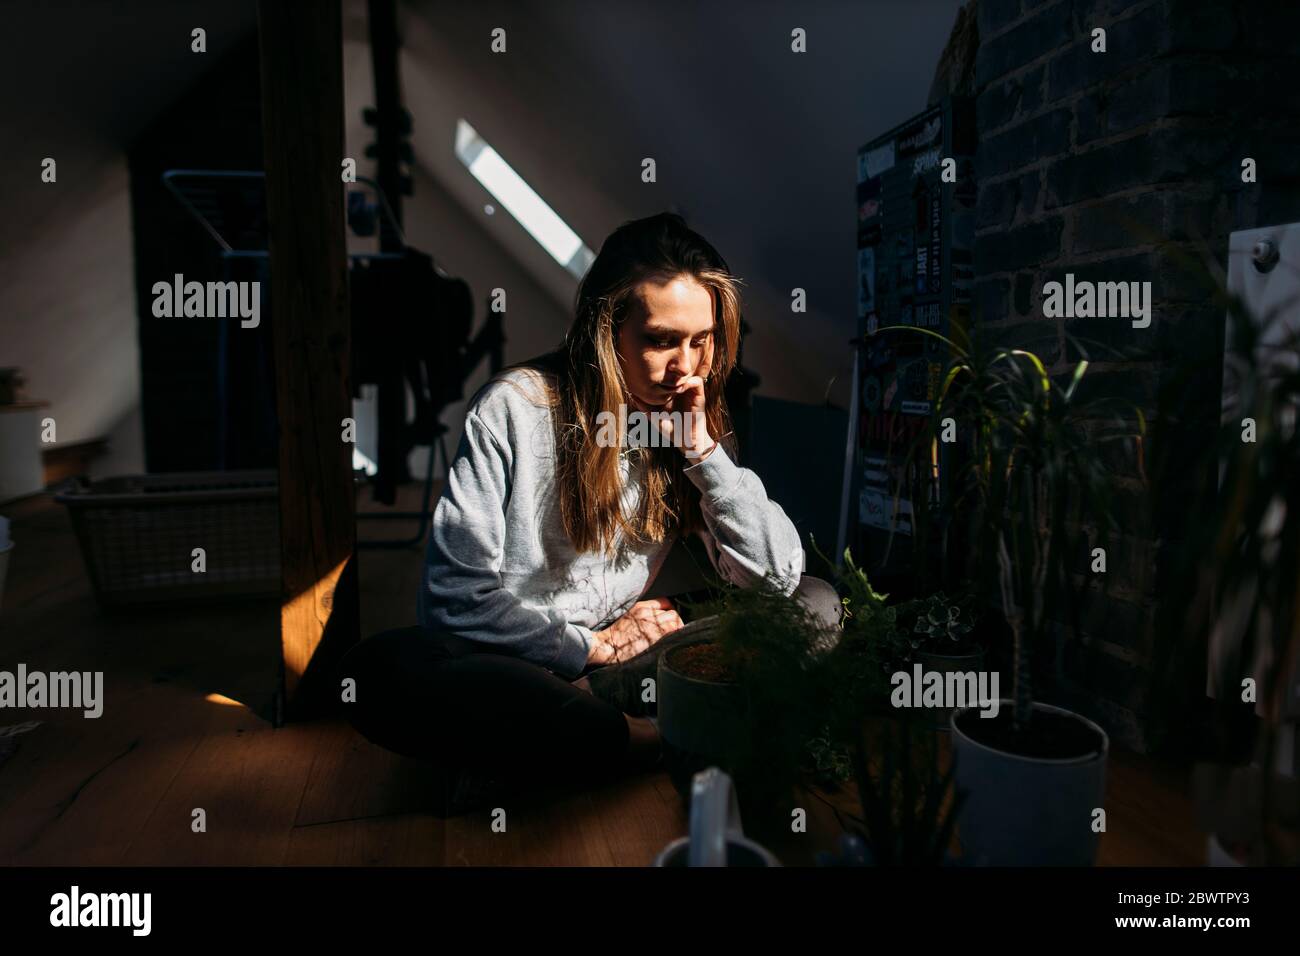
[419,367,805,678]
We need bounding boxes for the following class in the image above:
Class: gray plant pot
[914,648,988,730]
[656,634,749,797]
[950,699,1109,866]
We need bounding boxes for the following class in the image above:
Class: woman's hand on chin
[657,375,715,458]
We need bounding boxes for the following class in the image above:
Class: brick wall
[968,0,1300,748]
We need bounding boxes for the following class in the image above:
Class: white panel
[1212,223,1300,729]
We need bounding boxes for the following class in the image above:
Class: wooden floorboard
[1098,748,1203,866]
[284,812,445,866]
[0,691,260,865]
[442,773,686,866]
[293,719,447,827]
[121,722,323,866]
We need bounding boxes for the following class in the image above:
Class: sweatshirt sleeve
[418,408,596,677]
[682,442,805,596]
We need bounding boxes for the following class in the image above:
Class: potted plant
[657,576,840,833]
[890,590,984,730]
[875,325,1145,864]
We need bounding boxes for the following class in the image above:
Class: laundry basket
[55,471,280,608]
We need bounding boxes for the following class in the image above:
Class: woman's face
[615,274,716,414]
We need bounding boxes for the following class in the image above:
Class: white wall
[0,0,259,482]
[0,158,144,480]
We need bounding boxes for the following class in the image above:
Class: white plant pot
[950,699,1109,866]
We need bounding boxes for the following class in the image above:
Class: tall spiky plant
[875,325,1146,732]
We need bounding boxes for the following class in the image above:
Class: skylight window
[455,118,594,279]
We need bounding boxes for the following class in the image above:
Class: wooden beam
[257,0,359,721]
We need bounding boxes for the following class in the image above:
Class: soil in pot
[669,642,737,683]
[666,640,759,683]
[953,707,1105,760]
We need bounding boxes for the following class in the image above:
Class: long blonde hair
[490,212,743,556]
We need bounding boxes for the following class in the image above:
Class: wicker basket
[55,470,280,608]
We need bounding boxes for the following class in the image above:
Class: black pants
[338,576,842,786]
[338,626,632,786]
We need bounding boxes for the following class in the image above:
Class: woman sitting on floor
[340,212,838,794]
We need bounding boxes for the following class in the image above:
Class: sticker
[896,115,942,156]
[901,358,931,401]
[861,374,882,413]
[866,342,895,369]
[863,141,895,179]
[859,488,913,534]
[900,400,931,416]
[857,177,882,225]
[930,194,942,292]
[858,247,875,316]
[862,456,889,486]
[912,148,941,177]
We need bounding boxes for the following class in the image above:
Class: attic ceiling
[393,0,962,401]
[5,0,961,405]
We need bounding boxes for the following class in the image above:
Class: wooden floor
[0,484,1206,866]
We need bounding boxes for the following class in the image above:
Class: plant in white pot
[881,325,1146,865]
